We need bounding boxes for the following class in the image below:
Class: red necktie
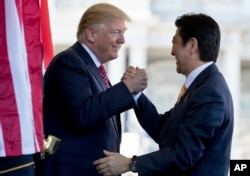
[98,64,110,88]
[176,84,186,104]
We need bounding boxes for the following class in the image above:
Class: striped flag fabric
[0,0,46,156]
[41,0,54,69]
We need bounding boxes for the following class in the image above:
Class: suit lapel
[71,42,120,136]
[158,64,218,139]
[71,42,107,90]
[179,64,218,105]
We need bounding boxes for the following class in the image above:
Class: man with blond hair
[35,3,147,176]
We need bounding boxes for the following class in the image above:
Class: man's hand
[122,66,148,94]
[93,150,131,176]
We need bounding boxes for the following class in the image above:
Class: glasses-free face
[89,19,127,63]
[171,28,200,77]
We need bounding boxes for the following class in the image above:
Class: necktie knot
[98,64,110,88]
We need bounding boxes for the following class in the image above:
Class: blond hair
[77,3,131,42]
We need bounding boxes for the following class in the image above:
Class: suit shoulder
[52,47,87,67]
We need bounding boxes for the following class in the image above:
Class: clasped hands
[122,66,148,94]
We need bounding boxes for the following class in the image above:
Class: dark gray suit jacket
[134,64,234,176]
[37,42,135,176]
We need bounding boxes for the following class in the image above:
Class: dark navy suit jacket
[36,42,135,176]
[134,64,234,176]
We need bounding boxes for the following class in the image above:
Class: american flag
[0,0,53,156]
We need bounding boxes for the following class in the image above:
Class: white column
[107,48,127,134]
[221,30,242,159]
[124,41,159,157]
[127,45,148,127]
[126,28,148,141]
[107,47,126,84]
[128,46,147,68]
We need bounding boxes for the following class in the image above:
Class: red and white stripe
[0,0,44,156]
[41,0,54,69]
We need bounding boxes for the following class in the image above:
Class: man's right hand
[122,66,148,94]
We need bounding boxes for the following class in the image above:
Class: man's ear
[188,37,198,54]
[85,28,95,42]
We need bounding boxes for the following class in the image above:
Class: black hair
[175,13,221,62]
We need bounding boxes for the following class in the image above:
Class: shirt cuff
[133,92,142,105]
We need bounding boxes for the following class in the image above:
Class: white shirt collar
[185,61,213,88]
[81,43,101,67]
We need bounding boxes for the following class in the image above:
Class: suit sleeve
[134,86,227,175]
[44,52,135,130]
[134,93,167,143]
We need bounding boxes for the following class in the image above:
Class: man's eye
[111,30,120,35]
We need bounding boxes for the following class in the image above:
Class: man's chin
[111,53,119,59]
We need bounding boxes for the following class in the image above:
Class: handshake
[121,66,148,94]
